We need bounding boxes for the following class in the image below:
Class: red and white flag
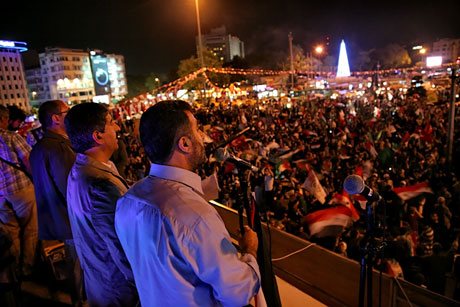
[302,169,327,204]
[328,190,360,221]
[304,206,353,238]
[392,181,433,201]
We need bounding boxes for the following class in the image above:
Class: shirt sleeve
[184,210,261,306]
[89,178,134,283]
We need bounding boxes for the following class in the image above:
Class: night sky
[1,0,459,75]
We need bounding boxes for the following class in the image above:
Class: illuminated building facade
[431,38,460,63]
[36,47,95,104]
[106,53,128,102]
[197,26,245,62]
[0,40,31,110]
[25,47,128,105]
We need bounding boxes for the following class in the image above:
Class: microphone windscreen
[343,175,365,194]
[214,148,229,162]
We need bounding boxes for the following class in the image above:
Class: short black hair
[65,102,108,153]
[140,100,192,164]
[38,100,63,130]
[7,105,26,122]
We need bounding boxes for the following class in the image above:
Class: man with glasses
[29,100,83,304]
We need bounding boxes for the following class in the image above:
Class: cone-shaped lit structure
[336,40,351,77]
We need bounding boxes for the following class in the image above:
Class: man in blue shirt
[115,100,262,306]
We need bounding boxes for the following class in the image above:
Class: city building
[431,38,460,63]
[24,66,45,107]
[196,26,245,62]
[0,40,31,110]
[25,47,128,105]
[106,53,128,103]
[36,47,94,105]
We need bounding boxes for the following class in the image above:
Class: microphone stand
[236,169,281,307]
[358,199,386,307]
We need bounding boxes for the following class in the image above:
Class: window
[11,66,15,71]
[13,75,16,80]
[4,66,7,71]
[15,84,18,89]
[9,57,12,62]
[1,85,5,90]
[7,76,10,80]
[9,85,12,89]
[17,93,20,98]
[10,94,14,98]
[3,94,6,99]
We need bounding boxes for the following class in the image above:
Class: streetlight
[419,48,427,66]
[194,0,207,104]
[315,45,324,54]
[154,77,160,88]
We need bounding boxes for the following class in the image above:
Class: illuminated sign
[412,45,423,50]
[0,40,28,52]
[90,54,111,96]
[426,56,442,67]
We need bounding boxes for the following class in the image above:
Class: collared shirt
[115,163,261,307]
[0,128,32,196]
[67,153,137,306]
[30,130,76,240]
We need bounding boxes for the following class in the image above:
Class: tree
[177,49,229,90]
[126,74,148,98]
[144,72,161,91]
[376,44,412,69]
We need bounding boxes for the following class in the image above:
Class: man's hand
[239,225,258,258]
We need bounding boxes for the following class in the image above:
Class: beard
[190,137,207,171]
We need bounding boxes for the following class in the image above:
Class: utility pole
[194,0,207,105]
[288,32,294,90]
[447,66,457,168]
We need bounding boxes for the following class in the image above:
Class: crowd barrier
[209,201,459,306]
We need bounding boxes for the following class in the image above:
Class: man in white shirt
[115,100,261,306]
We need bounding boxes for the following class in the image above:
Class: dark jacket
[30,131,76,240]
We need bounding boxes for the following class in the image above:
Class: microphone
[214,148,259,172]
[343,174,382,202]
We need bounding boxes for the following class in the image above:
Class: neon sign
[0,40,28,52]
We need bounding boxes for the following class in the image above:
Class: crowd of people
[108,89,460,296]
[0,85,459,304]
[189,92,460,296]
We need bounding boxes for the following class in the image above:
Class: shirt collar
[76,153,116,174]
[149,163,204,195]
